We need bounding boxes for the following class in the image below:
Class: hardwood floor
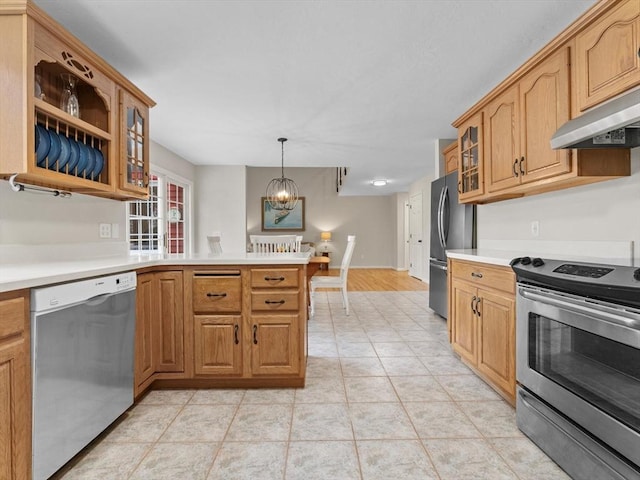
[316,268,428,291]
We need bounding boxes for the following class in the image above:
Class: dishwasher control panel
[31,271,137,312]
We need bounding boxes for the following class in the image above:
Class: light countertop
[446,249,524,267]
[0,252,312,293]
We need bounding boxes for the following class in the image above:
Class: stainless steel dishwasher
[31,271,136,480]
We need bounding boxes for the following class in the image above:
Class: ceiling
[33,0,595,195]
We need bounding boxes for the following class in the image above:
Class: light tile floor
[56,291,570,480]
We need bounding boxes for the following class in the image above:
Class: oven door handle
[520,288,640,333]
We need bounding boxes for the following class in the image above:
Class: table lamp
[320,231,332,252]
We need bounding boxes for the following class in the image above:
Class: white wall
[150,141,196,183]
[0,180,126,246]
[194,165,247,254]
[246,167,397,268]
[478,150,640,263]
[0,141,198,252]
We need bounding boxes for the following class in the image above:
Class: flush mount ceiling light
[266,137,299,211]
[372,180,388,187]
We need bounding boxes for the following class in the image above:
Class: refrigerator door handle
[440,185,449,249]
[437,187,445,250]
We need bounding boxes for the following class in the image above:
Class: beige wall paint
[246,167,397,268]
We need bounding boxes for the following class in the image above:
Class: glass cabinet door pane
[471,146,478,167]
[470,126,477,144]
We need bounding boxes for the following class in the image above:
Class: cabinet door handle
[470,295,477,315]
[265,299,286,305]
[264,276,285,281]
[458,180,462,194]
[206,292,227,298]
[234,324,239,345]
[471,272,483,278]
[513,159,519,177]
[476,297,482,317]
[253,325,258,344]
[520,156,525,176]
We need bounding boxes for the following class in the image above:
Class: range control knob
[634,268,640,281]
[509,257,521,266]
[532,258,545,267]
[520,256,532,265]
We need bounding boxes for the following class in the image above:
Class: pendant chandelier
[266,137,299,211]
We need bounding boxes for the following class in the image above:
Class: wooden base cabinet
[0,290,31,480]
[135,271,184,397]
[194,315,242,376]
[189,267,306,385]
[449,259,516,404]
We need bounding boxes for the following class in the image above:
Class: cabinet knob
[471,272,483,278]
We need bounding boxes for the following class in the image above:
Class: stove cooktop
[511,257,640,308]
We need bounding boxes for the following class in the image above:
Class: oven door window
[528,314,640,432]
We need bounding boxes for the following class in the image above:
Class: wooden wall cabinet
[0,1,154,200]
[118,89,150,198]
[453,1,634,204]
[0,290,31,480]
[443,140,458,175]
[576,0,640,111]
[457,112,484,202]
[449,259,516,404]
[485,48,572,194]
[135,271,184,396]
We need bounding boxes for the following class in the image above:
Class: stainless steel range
[512,257,640,480]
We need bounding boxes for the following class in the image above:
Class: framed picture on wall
[261,197,305,231]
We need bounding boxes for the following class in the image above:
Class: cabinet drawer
[450,260,515,294]
[251,268,299,288]
[0,296,26,341]
[251,291,300,312]
[193,276,242,313]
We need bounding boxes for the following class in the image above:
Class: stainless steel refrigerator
[429,171,475,318]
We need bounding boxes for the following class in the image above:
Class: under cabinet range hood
[551,88,640,149]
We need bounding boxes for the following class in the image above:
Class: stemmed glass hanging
[60,73,80,118]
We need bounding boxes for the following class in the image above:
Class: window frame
[126,166,193,255]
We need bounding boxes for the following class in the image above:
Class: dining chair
[250,234,302,253]
[310,235,356,316]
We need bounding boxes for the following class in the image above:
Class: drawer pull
[265,299,286,305]
[264,276,285,281]
[471,272,483,278]
[253,325,258,344]
[234,324,239,345]
[206,292,227,298]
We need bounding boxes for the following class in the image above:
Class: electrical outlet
[99,223,111,238]
[531,220,540,237]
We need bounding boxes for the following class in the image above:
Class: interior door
[409,192,423,279]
